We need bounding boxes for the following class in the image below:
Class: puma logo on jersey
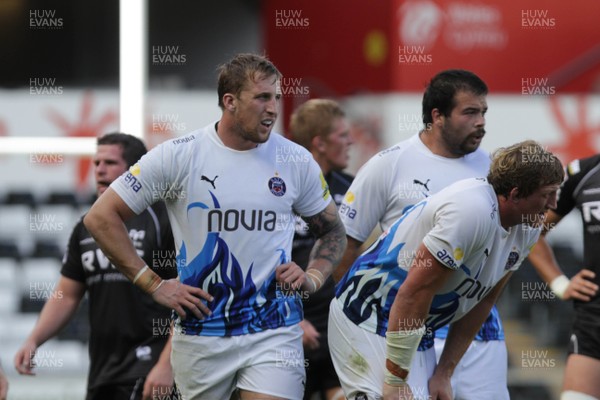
[413,178,430,191]
[201,175,218,189]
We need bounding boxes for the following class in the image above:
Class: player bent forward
[328,140,564,400]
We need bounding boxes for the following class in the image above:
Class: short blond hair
[488,140,564,198]
[289,99,345,151]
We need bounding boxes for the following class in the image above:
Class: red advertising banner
[264,0,600,95]
[392,0,600,93]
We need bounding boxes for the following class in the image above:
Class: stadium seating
[3,190,37,209]
[0,191,92,391]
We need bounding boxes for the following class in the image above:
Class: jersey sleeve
[339,152,392,242]
[60,219,86,283]
[292,153,333,218]
[422,194,492,271]
[111,136,185,215]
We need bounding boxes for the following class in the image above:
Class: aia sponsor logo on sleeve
[124,171,142,192]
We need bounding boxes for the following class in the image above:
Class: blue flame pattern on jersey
[336,202,425,335]
[427,292,460,330]
[177,191,302,336]
[335,231,405,336]
[436,251,503,341]
[335,201,447,350]
[335,230,435,349]
[435,305,504,341]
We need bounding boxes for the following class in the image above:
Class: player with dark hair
[97,133,149,169]
[421,69,488,133]
[15,133,178,400]
[336,69,490,280]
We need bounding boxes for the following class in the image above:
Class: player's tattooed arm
[302,201,347,281]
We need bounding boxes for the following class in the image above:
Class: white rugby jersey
[335,178,540,336]
[339,133,503,341]
[340,133,490,242]
[112,122,331,336]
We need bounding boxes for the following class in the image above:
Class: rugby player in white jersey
[336,70,510,399]
[329,141,564,399]
[84,54,347,400]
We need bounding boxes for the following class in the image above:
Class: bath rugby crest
[269,175,286,197]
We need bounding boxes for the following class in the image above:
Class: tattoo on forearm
[303,206,347,268]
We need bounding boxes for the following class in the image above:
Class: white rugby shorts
[328,299,435,400]
[171,324,306,400]
[434,338,509,400]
